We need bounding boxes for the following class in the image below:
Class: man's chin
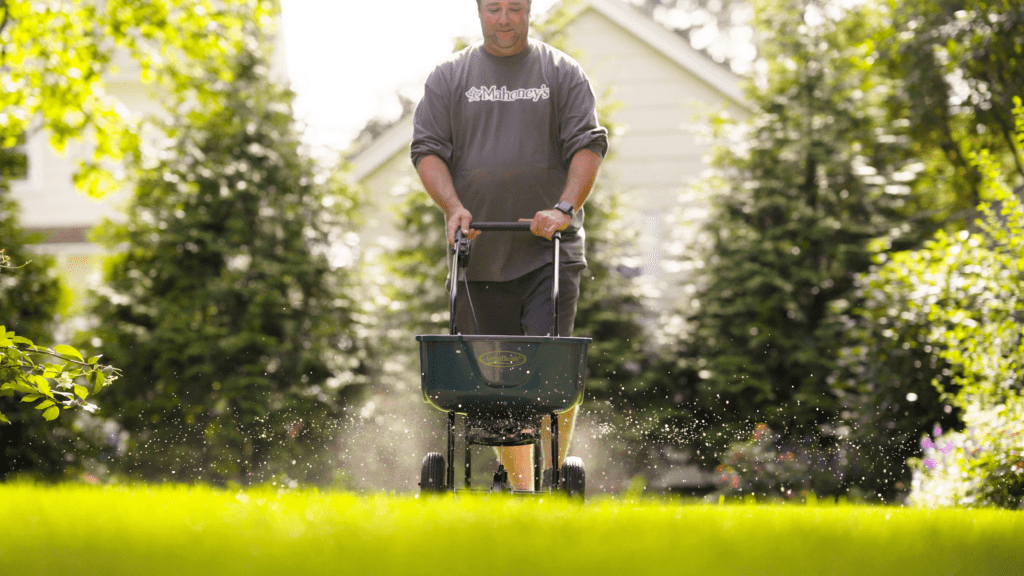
[487,38,525,54]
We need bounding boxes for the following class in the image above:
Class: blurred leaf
[53,345,83,362]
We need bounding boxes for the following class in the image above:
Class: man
[411,0,608,491]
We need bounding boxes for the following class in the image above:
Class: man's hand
[520,209,571,240]
[447,206,479,245]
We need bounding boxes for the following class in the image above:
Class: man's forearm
[417,154,477,244]
[524,148,604,240]
[416,155,462,216]
[560,148,602,210]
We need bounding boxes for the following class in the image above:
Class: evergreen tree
[676,0,928,494]
[86,30,368,486]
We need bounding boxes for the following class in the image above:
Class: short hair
[476,0,532,7]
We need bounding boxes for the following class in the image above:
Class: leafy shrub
[909,402,1024,509]
[874,97,1024,508]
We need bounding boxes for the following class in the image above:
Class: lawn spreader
[417,222,590,498]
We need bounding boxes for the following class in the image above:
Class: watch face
[555,201,574,216]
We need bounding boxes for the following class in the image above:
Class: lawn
[2,483,1022,576]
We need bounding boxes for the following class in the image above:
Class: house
[349,0,750,302]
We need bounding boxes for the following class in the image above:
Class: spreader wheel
[562,456,585,500]
[420,452,446,494]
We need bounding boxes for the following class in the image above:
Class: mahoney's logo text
[466,84,550,103]
[479,351,528,368]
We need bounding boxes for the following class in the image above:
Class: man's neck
[483,39,531,58]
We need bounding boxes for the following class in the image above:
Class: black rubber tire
[491,465,509,493]
[562,456,585,500]
[420,452,446,494]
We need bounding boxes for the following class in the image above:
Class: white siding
[561,8,747,285]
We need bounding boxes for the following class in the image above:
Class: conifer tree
[677,0,927,490]
[87,29,368,485]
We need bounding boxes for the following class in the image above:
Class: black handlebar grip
[468,221,533,231]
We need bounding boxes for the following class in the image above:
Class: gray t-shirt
[411,39,608,282]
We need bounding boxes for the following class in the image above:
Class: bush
[909,401,1024,509]
[888,98,1024,508]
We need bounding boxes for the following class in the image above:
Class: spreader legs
[465,418,472,489]
[550,412,560,490]
[447,411,456,493]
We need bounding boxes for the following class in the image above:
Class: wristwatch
[553,200,575,218]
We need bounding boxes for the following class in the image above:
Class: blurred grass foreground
[2,484,1023,576]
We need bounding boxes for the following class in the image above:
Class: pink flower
[923,459,938,469]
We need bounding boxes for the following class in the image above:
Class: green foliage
[1,149,110,478]
[909,407,1024,509]
[873,0,1024,217]
[4,484,1024,576]
[890,100,1024,508]
[0,0,276,197]
[830,249,963,499]
[675,0,927,486]
[824,0,1024,501]
[0,326,118,424]
[85,26,367,486]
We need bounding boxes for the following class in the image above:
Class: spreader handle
[466,221,532,231]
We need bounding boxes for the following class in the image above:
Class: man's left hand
[520,209,571,240]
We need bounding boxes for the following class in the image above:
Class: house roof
[582,0,745,104]
[348,0,745,183]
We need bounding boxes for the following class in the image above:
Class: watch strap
[554,200,575,217]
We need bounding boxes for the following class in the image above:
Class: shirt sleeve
[411,65,454,169]
[557,66,609,166]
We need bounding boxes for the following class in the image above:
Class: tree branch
[2,345,113,372]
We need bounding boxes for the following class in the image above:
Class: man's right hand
[446,206,479,246]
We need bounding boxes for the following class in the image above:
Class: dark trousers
[453,262,584,337]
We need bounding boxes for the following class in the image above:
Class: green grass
[2,484,1023,576]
